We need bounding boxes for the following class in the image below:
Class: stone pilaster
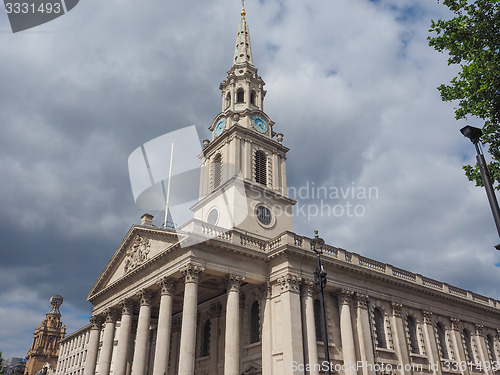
[83,315,103,375]
[131,290,152,375]
[475,324,493,375]
[391,302,410,375]
[98,308,117,375]
[356,294,375,375]
[178,264,204,375]
[449,317,469,375]
[224,274,245,375]
[339,290,357,375]
[422,311,442,375]
[261,282,272,375]
[302,279,319,375]
[276,273,304,375]
[114,300,133,375]
[153,278,176,375]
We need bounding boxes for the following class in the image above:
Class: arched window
[255,150,267,185]
[213,154,222,189]
[486,334,497,362]
[250,90,256,105]
[225,92,231,108]
[237,88,244,103]
[314,299,323,342]
[374,308,387,348]
[201,319,211,357]
[407,316,419,354]
[437,323,449,359]
[463,329,474,362]
[250,301,260,344]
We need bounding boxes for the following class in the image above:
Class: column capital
[180,264,204,283]
[391,302,403,317]
[277,273,301,293]
[227,273,245,292]
[339,289,354,305]
[301,279,315,297]
[137,289,153,306]
[450,317,460,331]
[104,308,118,323]
[120,299,133,315]
[356,293,369,309]
[157,277,177,296]
[89,315,104,330]
[422,310,432,324]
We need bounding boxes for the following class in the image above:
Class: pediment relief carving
[124,235,151,274]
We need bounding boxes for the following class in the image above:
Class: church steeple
[190,3,295,239]
[233,0,253,66]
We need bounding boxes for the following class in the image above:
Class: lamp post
[460,125,500,250]
[311,230,332,374]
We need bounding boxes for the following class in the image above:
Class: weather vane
[241,0,246,19]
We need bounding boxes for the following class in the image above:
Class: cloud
[0,0,499,358]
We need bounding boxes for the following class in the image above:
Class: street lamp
[311,230,331,374]
[460,125,500,250]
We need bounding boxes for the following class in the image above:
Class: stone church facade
[79,5,500,375]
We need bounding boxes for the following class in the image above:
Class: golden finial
[241,0,246,19]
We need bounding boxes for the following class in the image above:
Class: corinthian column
[114,300,133,375]
[302,280,319,375]
[83,315,103,375]
[153,278,176,375]
[224,274,244,375]
[339,290,357,375]
[98,309,117,375]
[178,264,203,375]
[131,290,152,375]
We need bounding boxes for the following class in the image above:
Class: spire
[233,0,253,66]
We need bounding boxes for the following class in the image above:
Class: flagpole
[164,142,174,228]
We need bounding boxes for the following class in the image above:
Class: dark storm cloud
[1,0,499,359]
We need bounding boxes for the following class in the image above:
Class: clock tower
[190,2,295,238]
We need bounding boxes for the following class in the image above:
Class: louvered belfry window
[255,150,267,185]
[213,154,222,189]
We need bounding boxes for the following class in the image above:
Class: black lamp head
[460,125,483,144]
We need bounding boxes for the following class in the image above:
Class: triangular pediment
[87,225,184,300]
[242,363,262,375]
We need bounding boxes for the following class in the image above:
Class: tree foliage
[0,351,4,375]
[429,0,500,189]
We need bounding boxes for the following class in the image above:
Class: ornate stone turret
[24,295,66,375]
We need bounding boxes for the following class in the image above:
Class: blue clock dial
[214,117,226,137]
[251,114,268,134]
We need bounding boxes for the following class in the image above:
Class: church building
[79,4,500,375]
[25,295,66,375]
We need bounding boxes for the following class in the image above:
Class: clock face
[251,114,268,134]
[214,117,226,137]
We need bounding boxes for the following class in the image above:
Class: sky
[1,0,499,359]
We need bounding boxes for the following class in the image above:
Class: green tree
[429,0,500,189]
[0,351,4,375]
